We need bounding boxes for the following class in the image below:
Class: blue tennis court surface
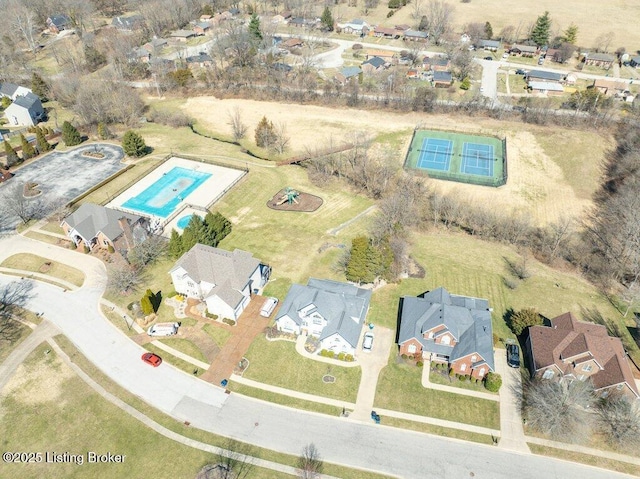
[417,138,453,171]
[122,167,211,218]
[460,142,494,177]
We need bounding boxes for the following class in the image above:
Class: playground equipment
[276,187,300,205]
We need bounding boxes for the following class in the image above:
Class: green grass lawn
[0,253,84,287]
[429,368,497,394]
[528,444,640,477]
[40,219,65,234]
[158,337,208,363]
[203,323,232,348]
[228,382,344,416]
[375,351,500,429]
[24,231,71,246]
[144,343,205,376]
[0,342,287,479]
[101,305,138,337]
[507,73,528,93]
[383,417,495,445]
[243,335,361,403]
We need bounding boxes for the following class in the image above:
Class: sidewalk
[526,436,640,466]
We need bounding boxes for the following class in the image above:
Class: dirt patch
[39,261,52,273]
[406,256,426,279]
[3,353,74,406]
[23,181,42,198]
[267,188,323,212]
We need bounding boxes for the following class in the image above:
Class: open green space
[243,335,361,403]
[528,444,640,477]
[203,323,232,348]
[158,337,208,363]
[383,417,495,445]
[101,305,137,336]
[0,342,286,479]
[0,253,84,287]
[375,350,500,429]
[507,72,528,93]
[228,381,344,416]
[50,335,394,479]
[40,219,65,235]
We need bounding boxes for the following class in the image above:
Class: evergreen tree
[321,7,334,32]
[35,127,52,153]
[346,236,375,284]
[122,130,148,157]
[4,140,20,166]
[255,116,276,148]
[563,24,578,44]
[181,215,206,252]
[62,121,82,146]
[140,290,154,315]
[530,11,552,46]
[204,211,232,247]
[0,97,11,109]
[97,122,110,140]
[31,72,49,102]
[84,44,107,72]
[484,22,493,40]
[248,13,262,42]
[19,134,36,160]
[168,229,183,258]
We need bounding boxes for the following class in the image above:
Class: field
[182,96,610,226]
[325,1,640,49]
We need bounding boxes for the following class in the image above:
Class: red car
[141,352,162,367]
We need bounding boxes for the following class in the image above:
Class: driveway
[495,347,529,453]
[0,143,125,234]
[478,58,500,100]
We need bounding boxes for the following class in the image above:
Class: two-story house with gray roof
[275,278,371,356]
[169,244,270,321]
[397,287,495,379]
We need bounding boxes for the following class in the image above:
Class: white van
[260,297,279,317]
[147,322,179,337]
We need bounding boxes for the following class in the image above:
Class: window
[471,355,477,362]
[313,318,322,325]
[460,364,467,372]
[542,369,555,380]
[408,344,417,354]
[479,367,486,377]
[427,331,434,339]
[441,335,451,345]
[582,364,592,372]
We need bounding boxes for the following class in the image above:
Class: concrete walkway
[421,360,499,401]
[495,352,530,454]
[0,266,80,291]
[0,320,60,391]
[294,334,359,367]
[525,436,640,466]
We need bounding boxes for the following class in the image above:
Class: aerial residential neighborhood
[1,1,640,478]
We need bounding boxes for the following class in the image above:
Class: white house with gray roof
[275,278,371,356]
[397,287,494,379]
[169,244,269,321]
[4,92,45,126]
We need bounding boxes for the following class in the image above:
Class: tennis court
[404,129,507,187]
[461,142,494,177]
[417,138,453,171]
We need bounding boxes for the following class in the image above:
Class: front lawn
[202,323,232,348]
[0,253,85,287]
[243,335,361,403]
[375,352,500,429]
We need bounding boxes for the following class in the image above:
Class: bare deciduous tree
[597,394,640,449]
[425,0,455,45]
[523,378,595,442]
[0,182,48,225]
[0,280,34,342]
[272,121,290,154]
[3,0,39,53]
[227,106,248,141]
[127,236,167,269]
[297,443,323,479]
[107,264,145,295]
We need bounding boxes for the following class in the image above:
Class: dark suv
[506,344,520,368]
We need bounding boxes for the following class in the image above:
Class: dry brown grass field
[183,96,611,226]
[327,1,640,50]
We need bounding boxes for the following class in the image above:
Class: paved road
[479,59,500,101]
[0,235,634,479]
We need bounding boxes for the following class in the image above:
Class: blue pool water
[177,214,202,229]
[122,167,211,218]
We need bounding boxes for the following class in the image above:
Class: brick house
[525,312,640,400]
[61,203,149,255]
[397,287,495,380]
[509,44,538,57]
[46,14,72,34]
[583,52,615,69]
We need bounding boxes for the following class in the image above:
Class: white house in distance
[275,278,372,356]
[169,244,270,321]
[0,82,45,126]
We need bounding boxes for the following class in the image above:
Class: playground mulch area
[266,189,323,212]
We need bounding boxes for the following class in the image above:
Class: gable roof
[170,30,196,38]
[48,14,71,28]
[423,56,449,67]
[404,29,428,39]
[592,79,627,91]
[528,81,564,92]
[63,203,141,242]
[0,83,19,98]
[340,66,362,78]
[111,15,143,30]
[585,52,615,62]
[433,71,452,82]
[511,43,538,53]
[171,243,260,297]
[186,52,213,63]
[526,70,564,81]
[479,39,500,48]
[398,287,494,371]
[362,56,385,68]
[275,278,371,348]
[11,92,41,110]
[528,312,639,398]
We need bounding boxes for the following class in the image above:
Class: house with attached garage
[61,203,149,254]
[337,19,369,36]
[4,92,45,126]
[46,14,72,34]
[170,244,271,321]
[509,44,538,57]
[583,52,615,69]
[274,278,371,356]
[526,312,640,400]
[397,287,495,379]
[525,69,565,83]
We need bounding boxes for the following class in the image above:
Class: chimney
[118,217,134,250]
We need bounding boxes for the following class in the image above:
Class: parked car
[363,332,374,351]
[502,52,509,59]
[515,69,526,75]
[484,56,493,61]
[141,352,162,367]
[260,297,279,317]
[147,322,179,337]
[506,344,520,368]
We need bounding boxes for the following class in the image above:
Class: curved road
[0,234,633,479]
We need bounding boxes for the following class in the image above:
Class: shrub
[222,318,236,326]
[401,353,408,360]
[386,10,395,17]
[205,310,219,319]
[167,290,177,298]
[460,77,471,90]
[107,244,115,253]
[337,352,345,361]
[148,109,193,128]
[83,245,90,254]
[97,122,111,140]
[345,354,354,362]
[508,308,544,336]
[449,368,455,377]
[458,374,466,381]
[416,361,423,367]
[140,293,153,315]
[484,372,502,392]
[465,374,471,381]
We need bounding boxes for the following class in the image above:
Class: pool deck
[106,157,245,231]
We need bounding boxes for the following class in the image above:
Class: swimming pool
[177,213,202,229]
[122,167,212,218]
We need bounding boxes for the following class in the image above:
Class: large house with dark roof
[61,203,148,254]
[397,287,495,380]
[274,278,372,356]
[46,14,72,34]
[525,312,640,400]
[169,244,270,321]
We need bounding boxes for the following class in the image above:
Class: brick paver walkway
[201,296,271,385]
